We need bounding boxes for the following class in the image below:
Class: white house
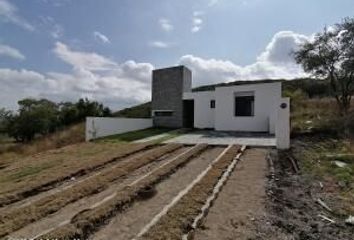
[151,66,289,144]
[183,81,282,134]
[86,65,290,149]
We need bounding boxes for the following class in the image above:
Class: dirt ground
[90,146,225,240]
[252,146,354,240]
[193,148,268,240]
[3,136,352,240]
[6,145,191,239]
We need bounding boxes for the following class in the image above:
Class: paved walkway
[164,130,276,147]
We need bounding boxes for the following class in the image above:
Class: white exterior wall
[184,91,215,129]
[214,82,281,133]
[86,117,152,141]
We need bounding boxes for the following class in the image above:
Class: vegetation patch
[97,128,173,143]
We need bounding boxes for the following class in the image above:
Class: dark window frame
[154,111,173,117]
[210,100,215,109]
[234,95,255,117]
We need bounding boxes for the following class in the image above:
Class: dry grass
[0,141,155,206]
[141,145,240,240]
[40,144,209,240]
[0,144,182,237]
[291,98,354,136]
[0,123,85,168]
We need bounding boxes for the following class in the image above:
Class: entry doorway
[183,100,194,128]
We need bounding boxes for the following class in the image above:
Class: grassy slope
[0,123,85,168]
[113,102,151,118]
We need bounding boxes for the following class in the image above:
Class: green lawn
[96,128,175,143]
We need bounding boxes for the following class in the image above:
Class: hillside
[113,102,151,118]
[112,78,332,120]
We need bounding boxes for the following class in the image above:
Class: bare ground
[140,145,241,240]
[193,148,268,240]
[252,145,354,240]
[39,144,209,239]
[6,145,190,239]
[0,142,154,206]
[90,146,225,240]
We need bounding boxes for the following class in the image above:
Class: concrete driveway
[165,130,276,147]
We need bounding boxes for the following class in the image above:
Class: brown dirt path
[90,146,225,240]
[193,148,268,240]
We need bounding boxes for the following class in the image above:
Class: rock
[70,177,76,181]
[332,161,348,168]
[345,215,354,226]
[338,181,346,188]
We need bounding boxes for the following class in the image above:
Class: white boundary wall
[85,117,153,141]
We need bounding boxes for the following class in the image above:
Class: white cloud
[257,31,309,64]
[0,31,310,111]
[0,42,155,110]
[149,41,174,49]
[0,0,35,31]
[191,12,204,33]
[159,18,174,32]
[0,44,25,60]
[179,31,310,86]
[93,31,111,44]
[53,42,116,70]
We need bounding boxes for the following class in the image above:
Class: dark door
[183,100,194,128]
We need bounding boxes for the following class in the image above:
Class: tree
[294,17,354,114]
[7,98,59,142]
[0,108,12,133]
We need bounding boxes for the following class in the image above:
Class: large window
[234,93,254,117]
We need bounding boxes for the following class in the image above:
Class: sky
[0,0,353,110]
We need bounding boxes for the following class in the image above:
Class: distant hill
[112,78,331,119]
[114,102,151,118]
[193,78,331,98]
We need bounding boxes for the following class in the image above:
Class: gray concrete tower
[151,66,192,128]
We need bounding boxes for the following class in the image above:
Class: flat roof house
[151,66,290,148]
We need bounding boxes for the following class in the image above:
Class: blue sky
[0,0,353,110]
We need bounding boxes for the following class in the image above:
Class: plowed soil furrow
[193,148,268,240]
[0,144,182,238]
[39,144,209,240]
[0,144,165,213]
[0,143,155,207]
[90,146,226,240]
[138,145,241,240]
[8,146,193,240]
